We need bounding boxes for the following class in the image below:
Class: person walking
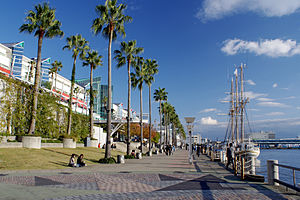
[196,145,201,157]
[226,143,234,169]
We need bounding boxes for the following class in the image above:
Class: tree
[144,59,158,153]
[63,34,89,135]
[131,57,147,153]
[28,60,36,83]
[154,87,168,147]
[114,40,143,155]
[73,87,80,112]
[50,60,63,92]
[20,2,63,135]
[83,50,103,138]
[92,0,132,158]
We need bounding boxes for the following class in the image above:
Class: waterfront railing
[267,160,300,192]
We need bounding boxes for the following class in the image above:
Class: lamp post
[185,117,195,164]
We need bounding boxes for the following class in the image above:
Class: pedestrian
[226,143,233,169]
[196,145,200,157]
[77,154,87,167]
[68,154,76,167]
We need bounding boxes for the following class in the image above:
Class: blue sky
[2,0,300,139]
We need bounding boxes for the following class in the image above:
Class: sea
[255,149,300,186]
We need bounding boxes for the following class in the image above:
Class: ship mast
[240,64,244,143]
[230,77,234,143]
[235,68,239,143]
[240,64,249,144]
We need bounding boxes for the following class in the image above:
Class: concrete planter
[22,136,41,149]
[63,138,76,148]
[90,140,99,148]
[117,155,125,164]
[0,136,7,143]
[136,152,142,159]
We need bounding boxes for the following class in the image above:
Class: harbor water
[256,149,300,186]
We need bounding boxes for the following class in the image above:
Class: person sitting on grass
[68,154,76,167]
[77,154,87,167]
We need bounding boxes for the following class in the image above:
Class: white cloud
[296,107,300,110]
[200,117,218,125]
[273,83,278,88]
[200,108,218,113]
[282,96,296,100]
[265,112,284,116]
[257,97,274,102]
[245,79,256,86]
[197,0,300,21]
[221,91,266,102]
[257,101,289,108]
[221,39,300,57]
[248,108,260,111]
[244,91,267,100]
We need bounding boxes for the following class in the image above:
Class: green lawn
[0,147,124,170]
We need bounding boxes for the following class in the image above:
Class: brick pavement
[0,149,299,200]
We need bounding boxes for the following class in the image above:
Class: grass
[0,147,124,170]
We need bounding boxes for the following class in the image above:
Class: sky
[1,0,300,139]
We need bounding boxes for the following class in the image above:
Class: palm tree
[50,60,63,92]
[114,40,144,155]
[144,59,158,153]
[20,3,63,135]
[28,60,36,83]
[154,87,168,147]
[73,87,80,112]
[49,67,56,90]
[63,34,89,135]
[131,57,147,154]
[92,0,132,158]
[83,50,103,138]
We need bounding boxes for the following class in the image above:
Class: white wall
[92,126,107,148]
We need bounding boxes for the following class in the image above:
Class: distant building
[0,41,50,84]
[186,134,202,144]
[245,131,275,140]
[0,41,88,114]
[76,77,102,116]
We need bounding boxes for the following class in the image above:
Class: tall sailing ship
[225,64,260,158]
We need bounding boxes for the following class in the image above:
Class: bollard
[117,155,125,164]
[251,156,256,175]
[234,157,237,176]
[136,152,142,159]
[241,156,245,180]
[267,160,279,186]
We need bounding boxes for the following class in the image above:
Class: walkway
[0,149,298,200]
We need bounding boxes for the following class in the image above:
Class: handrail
[271,162,299,189]
[273,163,300,171]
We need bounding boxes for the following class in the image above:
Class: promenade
[0,149,298,200]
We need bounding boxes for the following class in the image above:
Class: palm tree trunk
[66,56,77,135]
[140,86,143,154]
[51,74,54,91]
[28,32,44,135]
[159,100,162,148]
[90,64,94,138]
[105,29,113,158]
[164,111,167,146]
[126,61,131,155]
[148,84,152,153]
[55,72,58,92]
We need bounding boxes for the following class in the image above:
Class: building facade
[245,131,276,140]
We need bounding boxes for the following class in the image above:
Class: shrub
[124,155,135,159]
[99,157,116,164]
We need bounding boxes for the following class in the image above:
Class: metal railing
[273,162,300,192]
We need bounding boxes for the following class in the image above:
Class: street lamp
[185,117,195,164]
